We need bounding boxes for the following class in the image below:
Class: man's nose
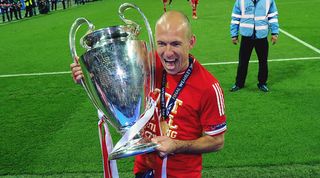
[164,45,174,56]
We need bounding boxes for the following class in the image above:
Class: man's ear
[189,35,196,49]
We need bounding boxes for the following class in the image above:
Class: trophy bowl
[80,38,156,160]
[69,3,157,160]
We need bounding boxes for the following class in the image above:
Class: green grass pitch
[1,0,320,177]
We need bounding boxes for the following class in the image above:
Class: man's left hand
[271,35,278,45]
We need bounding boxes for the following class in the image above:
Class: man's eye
[171,42,181,47]
[157,42,166,46]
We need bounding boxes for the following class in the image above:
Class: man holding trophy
[71,10,226,178]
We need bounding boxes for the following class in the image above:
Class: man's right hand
[232,37,238,45]
[70,57,83,84]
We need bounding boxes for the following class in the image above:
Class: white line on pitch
[202,56,320,66]
[279,28,320,54]
[0,71,71,78]
[0,56,319,78]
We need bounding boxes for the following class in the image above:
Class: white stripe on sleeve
[231,20,240,24]
[215,83,225,115]
[268,12,278,17]
[269,18,278,23]
[232,13,242,18]
[212,83,224,116]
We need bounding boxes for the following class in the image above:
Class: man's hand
[271,35,278,45]
[152,136,177,157]
[232,37,238,45]
[70,57,83,84]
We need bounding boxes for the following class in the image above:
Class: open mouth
[163,59,177,71]
[164,59,177,69]
[164,58,177,63]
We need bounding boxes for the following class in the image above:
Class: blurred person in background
[162,0,172,12]
[163,0,199,20]
[67,0,70,8]
[189,0,199,19]
[38,0,48,14]
[9,0,19,20]
[51,0,56,11]
[15,0,22,19]
[24,0,33,17]
[1,0,11,22]
[61,0,65,9]
[31,0,36,15]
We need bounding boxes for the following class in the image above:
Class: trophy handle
[68,18,104,121]
[69,17,95,63]
[119,3,156,93]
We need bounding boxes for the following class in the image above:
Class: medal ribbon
[160,57,194,119]
[97,110,119,178]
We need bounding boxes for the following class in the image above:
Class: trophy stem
[108,100,157,160]
[112,101,156,152]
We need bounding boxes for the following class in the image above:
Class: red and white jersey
[134,54,226,178]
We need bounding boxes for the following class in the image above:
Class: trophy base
[109,138,158,160]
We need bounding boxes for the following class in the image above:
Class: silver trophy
[69,3,157,160]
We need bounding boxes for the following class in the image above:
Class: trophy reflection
[69,3,157,160]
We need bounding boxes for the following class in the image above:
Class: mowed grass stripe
[2,163,320,178]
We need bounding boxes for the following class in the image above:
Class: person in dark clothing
[15,0,22,19]
[31,0,36,15]
[38,0,48,14]
[61,0,65,9]
[1,0,11,22]
[51,0,56,10]
[9,0,19,20]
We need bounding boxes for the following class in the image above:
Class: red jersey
[134,54,226,178]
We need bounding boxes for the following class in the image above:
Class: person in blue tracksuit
[230,0,279,92]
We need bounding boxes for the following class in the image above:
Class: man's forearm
[173,134,224,154]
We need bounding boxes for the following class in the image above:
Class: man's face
[155,24,194,75]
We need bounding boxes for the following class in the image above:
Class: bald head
[156,11,192,40]
[155,11,196,75]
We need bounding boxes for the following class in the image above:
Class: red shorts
[191,0,199,4]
